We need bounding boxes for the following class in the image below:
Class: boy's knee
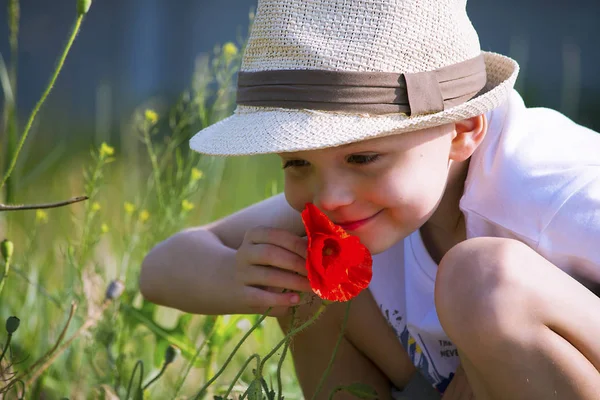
[435,237,538,346]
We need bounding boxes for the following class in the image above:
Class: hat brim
[190,52,518,156]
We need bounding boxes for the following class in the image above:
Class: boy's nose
[314,180,354,211]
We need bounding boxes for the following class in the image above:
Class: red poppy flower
[301,203,373,302]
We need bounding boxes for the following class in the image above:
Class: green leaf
[153,337,171,368]
[120,301,198,366]
[339,383,378,399]
[212,315,247,348]
[247,379,263,400]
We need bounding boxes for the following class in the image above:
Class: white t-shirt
[369,89,600,394]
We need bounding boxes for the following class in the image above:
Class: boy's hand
[233,226,313,317]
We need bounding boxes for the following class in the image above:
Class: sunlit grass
[0,4,303,395]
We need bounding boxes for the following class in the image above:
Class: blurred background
[0,1,599,398]
[1,0,599,147]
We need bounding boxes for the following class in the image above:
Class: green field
[0,4,306,397]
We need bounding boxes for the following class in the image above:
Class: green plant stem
[0,333,12,365]
[311,300,352,400]
[0,195,88,211]
[19,300,110,387]
[0,14,85,191]
[0,258,10,298]
[78,155,104,268]
[223,353,261,398]
[276,307,297,400]
[172,315,220,398]
[240,384,251,400]
[275,340,291,399]
[141,360,168,391]
[4,0,20,205]
[327,386,344,400]
[258,303,328,376]
[125,360,144,400]
[8,379,25,400]
[142,124,165,209]
[3,302,75,390]
[193,309,272,400]
[10,265,63,310]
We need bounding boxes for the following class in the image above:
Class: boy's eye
[346,154,380,165]
[282,159,310,169]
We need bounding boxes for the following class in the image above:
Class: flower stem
[311,300,352,400]
[0,257,10,298]
[19,303,76,380]
[125,360,144,400]
[258,303,328,376]
[0,333,12,366]
[0,195,88,211]
[141,361,168,391]
[193,309,271,400]
[3,0,20,206]
[223,353,261,398]
[327,385,344,400]
[141,123,165,209]
[172,315,220,398]
[17,300,110,387]
[276,307,297,400]
[0,14,86,191]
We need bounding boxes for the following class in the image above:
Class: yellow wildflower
[99,142,114,158]
[101,223,109,234]
[191,168,203,182]
[144,109,159,124]
[181,199,194,212]
[35,210,48,224]
[92,202,101,212]
[222,42,238,61]
[139,209,150,223]
[124,202,136,215]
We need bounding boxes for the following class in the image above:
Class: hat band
[236,54,486,116]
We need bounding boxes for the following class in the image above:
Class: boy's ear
[449,115,487,162]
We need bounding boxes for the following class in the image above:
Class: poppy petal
[301,203,373,302]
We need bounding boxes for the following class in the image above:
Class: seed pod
[164,345,180,365]
[1,240,13,264]
[104,279,125,301]
[77,0,92,16]
[6,316,20,334]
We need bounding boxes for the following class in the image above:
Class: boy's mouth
[335,210,383,231]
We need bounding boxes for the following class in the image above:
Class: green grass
[0,4,306,397]
[0,116,302,400]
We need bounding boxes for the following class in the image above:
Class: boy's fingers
[244,286,306,311]
[247,226,308,259]
[247,265,312,293]
[247,243,307,276]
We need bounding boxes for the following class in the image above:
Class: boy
[140,0,600,398]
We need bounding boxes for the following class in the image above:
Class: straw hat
[190,0,519,156]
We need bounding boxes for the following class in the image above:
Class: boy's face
[279,123,460,255]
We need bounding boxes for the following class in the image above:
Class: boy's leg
[435,237,600,400]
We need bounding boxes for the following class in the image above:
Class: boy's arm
[205,192,306,249]
[139,193,305,315]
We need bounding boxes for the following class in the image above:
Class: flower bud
[104,279,125,301]
[144,110,159,125]
[164,345,180,365]
[1,240,13,264]
[77,0,92,16]
[6,316,20,334]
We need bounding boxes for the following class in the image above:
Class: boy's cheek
[284,185,311,212]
